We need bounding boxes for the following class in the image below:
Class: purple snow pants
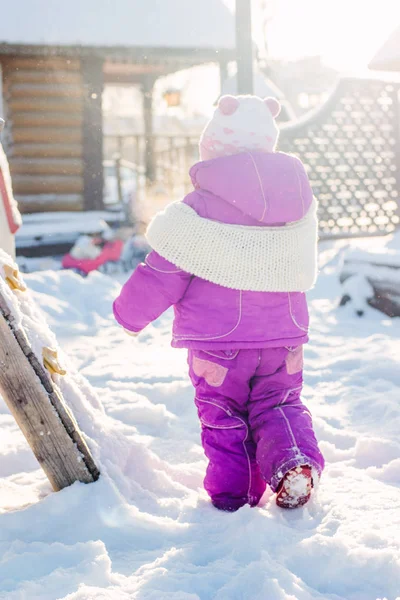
[188,346,324,512]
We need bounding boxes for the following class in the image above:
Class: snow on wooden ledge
[339,238,400,318]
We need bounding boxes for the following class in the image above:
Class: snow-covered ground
[1,236,400,600]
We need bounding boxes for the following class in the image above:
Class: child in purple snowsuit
[114,95,325,511]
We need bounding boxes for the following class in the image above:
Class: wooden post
[219,59,229,96]
[167,136,174,194]
[236,0,254,94]
[134,135,141,168]
[134,134,144,211]
[116,136,123,206]
[142,76,157,184]
[82,56,104,211]
[0,289,100,491]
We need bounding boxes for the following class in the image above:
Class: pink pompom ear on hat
[218,95,239,116]
[264,97,281,119]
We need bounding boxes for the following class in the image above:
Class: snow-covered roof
[0,0,235,51]
[369,26,400,72]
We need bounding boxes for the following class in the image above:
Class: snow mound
[0,240,400,599]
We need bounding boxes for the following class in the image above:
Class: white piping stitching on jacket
[196,396,252,504]
[293,159,305,217]
[278,406,303,460]
[276,386,302,407]
[175,290,243,340]
[288,292,308,333]
[241,419,252,504]
[145,257,183,274]
[200,422,244,430]
[201,349,240,360]
[247,152,268,222]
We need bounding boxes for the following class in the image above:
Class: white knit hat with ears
[199,95,281,162]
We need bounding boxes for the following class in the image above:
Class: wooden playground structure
[0,261,100,491]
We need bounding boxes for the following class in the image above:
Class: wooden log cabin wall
[1,57,86,213]
[0,56,106,214]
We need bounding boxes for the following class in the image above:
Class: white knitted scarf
[146,200,318,292]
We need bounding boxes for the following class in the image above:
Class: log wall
[2,57,85,213]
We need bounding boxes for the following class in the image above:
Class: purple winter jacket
[113,152,315,350]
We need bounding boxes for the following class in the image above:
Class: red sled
[62,239,124,275]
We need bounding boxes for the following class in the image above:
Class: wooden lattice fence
[279,78,400,239]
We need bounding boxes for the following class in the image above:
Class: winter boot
[276,465,313,509]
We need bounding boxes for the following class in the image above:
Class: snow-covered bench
[340,240,400,317]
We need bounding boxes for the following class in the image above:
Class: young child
[113,95,325,511]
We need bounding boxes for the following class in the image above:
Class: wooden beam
[12,127,82,144]
[0,44,235,67]
[9,97,83,113]
[2,57,81,71]
[369,282,400,317]
[10,157,83,176]
[103,61,169,85]
[104,73,157,86]
[12,174,83,195]
[6,70,82,85]
[142,76,157,183]
[219,59,229,96]
[0,290,99,491]
[10,83,84,98]
[81,57,104,211]
[235,0,254,94]
[12,143,82,158]
[16,193,83,213]
[11,111,83,128]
